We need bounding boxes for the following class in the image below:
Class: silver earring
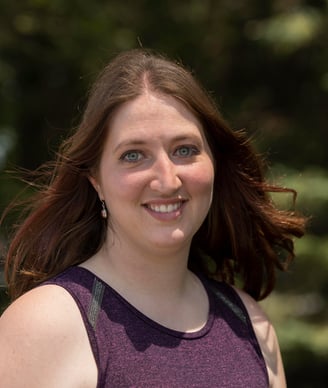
[101,200,108,219]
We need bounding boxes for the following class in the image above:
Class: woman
[0,49,306,387]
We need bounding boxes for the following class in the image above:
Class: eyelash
[120,150,144,163]
[119,145,200,163]
[174,145,200,158]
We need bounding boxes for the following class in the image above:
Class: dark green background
[1,1,327,386]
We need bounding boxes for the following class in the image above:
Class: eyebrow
[113,139,148,154]
[113,134,203,153]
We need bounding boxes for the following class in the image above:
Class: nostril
[149,174,182,193]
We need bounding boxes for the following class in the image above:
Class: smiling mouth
[145,201,185,214]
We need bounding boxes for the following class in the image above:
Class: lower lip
[143,203,186,221]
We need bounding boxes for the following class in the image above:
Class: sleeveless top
[45,267,269,387]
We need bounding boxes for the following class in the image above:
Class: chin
[149,230,192,250]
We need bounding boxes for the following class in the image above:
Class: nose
[149,152,182,194]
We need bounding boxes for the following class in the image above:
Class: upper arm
[0,285,97,388]
[233,288,287,388]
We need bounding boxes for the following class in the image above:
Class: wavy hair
[2,49,306,300]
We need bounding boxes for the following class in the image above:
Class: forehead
[107,92,205,143]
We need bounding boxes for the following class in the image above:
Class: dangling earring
[101,200,108,219]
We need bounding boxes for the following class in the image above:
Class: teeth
[149,202,182,213]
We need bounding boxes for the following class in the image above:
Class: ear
[88,175,105,200]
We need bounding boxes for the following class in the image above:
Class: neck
[84,236,192,298]
[81,237,209,333]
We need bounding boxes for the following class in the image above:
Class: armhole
[41,281,103,387]
[207,280,270,386]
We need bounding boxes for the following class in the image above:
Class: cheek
[186,162,215,194]
[102,171,147,203]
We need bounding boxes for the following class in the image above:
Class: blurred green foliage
[0,0,327,386]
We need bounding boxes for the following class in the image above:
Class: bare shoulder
[0,285,97,388]
[233,287,287,388]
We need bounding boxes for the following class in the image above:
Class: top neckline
[74,266,216,340]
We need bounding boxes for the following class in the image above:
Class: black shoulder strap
[207,280,248,326]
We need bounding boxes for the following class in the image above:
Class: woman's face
[91,91,215,256]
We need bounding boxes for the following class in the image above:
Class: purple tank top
[45,267,269,387]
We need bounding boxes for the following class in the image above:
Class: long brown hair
[2,49,306,300]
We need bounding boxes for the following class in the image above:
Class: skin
[91,90,215,257]
[0,91,286,387]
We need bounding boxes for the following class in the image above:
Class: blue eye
[120,151,143,163]
[175,145,199,158]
